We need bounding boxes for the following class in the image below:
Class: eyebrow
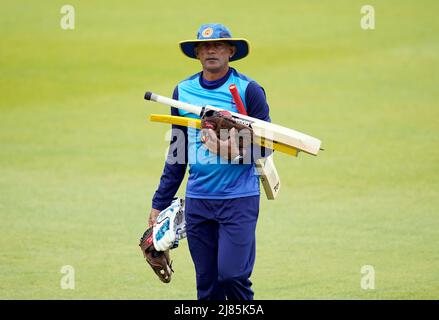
[197,41,229,47]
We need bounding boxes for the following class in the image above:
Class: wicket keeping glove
[139,198,186,283]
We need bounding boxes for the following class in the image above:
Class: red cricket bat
[229,84,248,116]
[228,84,280,200]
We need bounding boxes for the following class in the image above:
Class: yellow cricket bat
[149,114,299,157]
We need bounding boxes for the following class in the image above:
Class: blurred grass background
[0,0,438,299]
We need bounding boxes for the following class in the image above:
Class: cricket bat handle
[145,91,203,116]
[229,84,248,116]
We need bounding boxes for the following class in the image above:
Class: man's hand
[200,110,252,161]
[148,208,161,227]
[202,128,247,160]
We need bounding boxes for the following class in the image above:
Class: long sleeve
[245,81,273,161]
[151,87,188,211]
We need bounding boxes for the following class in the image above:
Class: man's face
[195,41,236,73]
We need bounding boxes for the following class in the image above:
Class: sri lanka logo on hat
[179,23,250,62]
[201,27,213,38]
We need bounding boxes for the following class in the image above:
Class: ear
[229,46,237,59]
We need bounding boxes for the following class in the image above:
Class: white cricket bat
[255,154,280,199]
[144,91,322,156]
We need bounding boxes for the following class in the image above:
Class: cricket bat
[255,155,280,199]
[144,91,322,156]
[228,84,280,200]
[149,114,299,157]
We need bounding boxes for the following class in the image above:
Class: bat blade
[149,114,299,157]
[145,91,322,155]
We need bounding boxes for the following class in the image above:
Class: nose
[206,44,217,53]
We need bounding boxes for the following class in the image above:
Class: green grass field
[1,0,438,299]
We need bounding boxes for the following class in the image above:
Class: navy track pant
[185,195,260,300]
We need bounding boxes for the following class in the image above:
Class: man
[149,23,272,300]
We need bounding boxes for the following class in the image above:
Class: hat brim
[179,38,250,62]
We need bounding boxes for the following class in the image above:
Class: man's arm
[245,81,273,161]
[201,81,273,163]
[149,87,188,225]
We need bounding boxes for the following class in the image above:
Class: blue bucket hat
[179,24,250,61]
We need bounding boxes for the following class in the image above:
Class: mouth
[206,57,219,62]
